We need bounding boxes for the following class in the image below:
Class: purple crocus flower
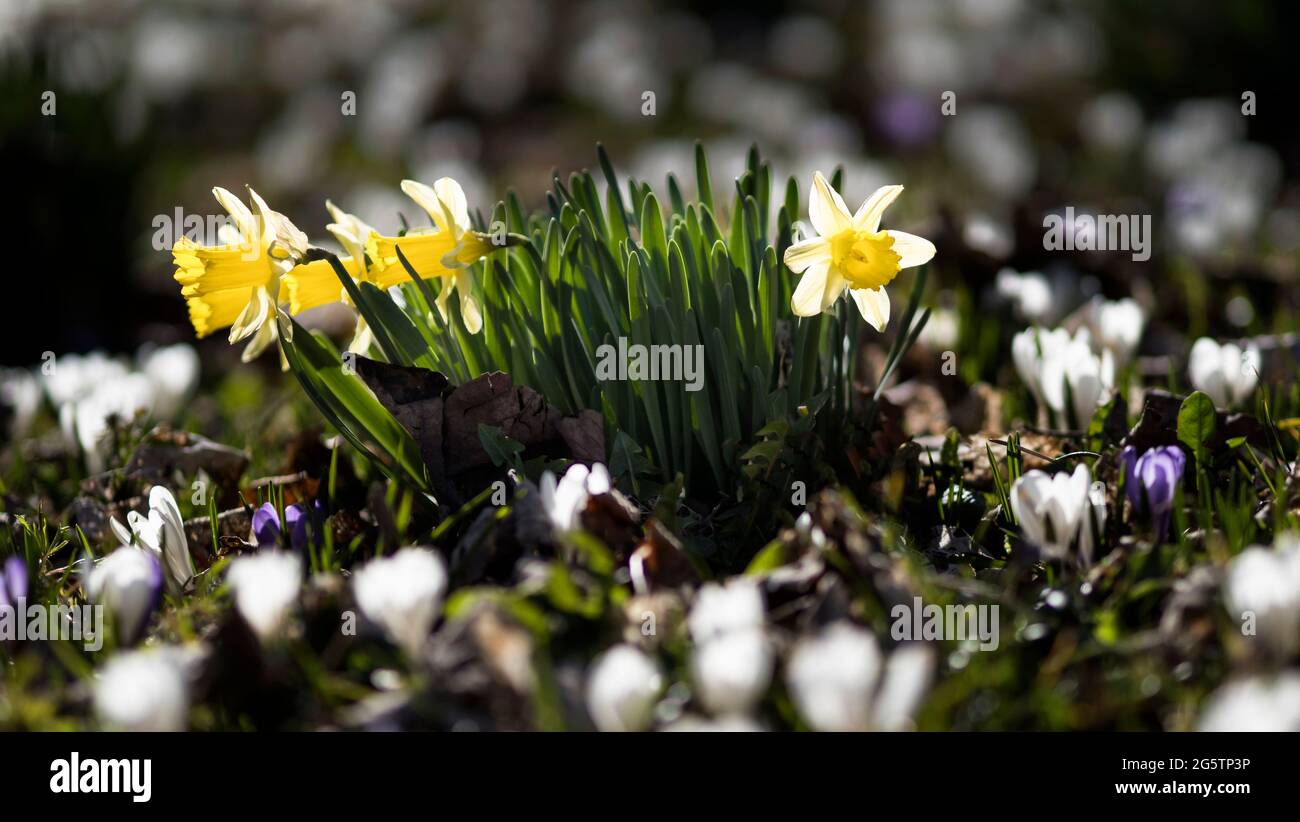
[251,501,324,550]
[1121,445,1187,541]
[0,556,28,609]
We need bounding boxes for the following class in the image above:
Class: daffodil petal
[790,260,845,316]
[433,178,471,234]
[850,286,891,331]
[212,186,256,240]
[853,185,904,233]
[809,172,852,237]
[783,236,831,273]
[884,230,936,269]
[457,269,482,333]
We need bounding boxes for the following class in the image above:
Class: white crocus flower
[1188,337,1260,408]
[225,552,302,641]
[539,462,611,532]
[1014,327,1113,429]
[86,547,161,644]
[94,648,189,732]
[1090,297,1145,366]
[1223,535,1300,657]
[138,343,200,420]
[42,351,129,410]
[785,622,935,732]
[688,579,772,716]
[352,547,448,655]
[585,644,663,732]
[783,172,935,330]
[1010,464,1106,565]
[110,485,195,597]
[1198,672,1300,731]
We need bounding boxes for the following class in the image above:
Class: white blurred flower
[585,644,663,732]
[948,107,1036,199]
[688,579,765,642]
[996,268,1054,324]
[918,306,959,350]
[1198,672,1300,732]
[1089,297,1145,366]
[60,371,156,474]
[0,368,40,439]
[688,580,772,716]
[662,714,765,732]
[1188,337,1260,408]
[786,622,881,731]
[109,485,194,597]
[539,462,611,532]
[94,648,189,732]
[138,343,199,420]
[42,351,129,409]
[352,547,447,655]
[86,547,160,645]
[1011,464,1106,565]
[226,552,302,641]
[785,622,935,732]
[1224,536,1300,658]
[690,628,773,717]
[1078,92,1143,154]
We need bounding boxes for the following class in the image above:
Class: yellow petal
[884,230,936,269]
[850,287,891,331]
[782,236,831,273]
[809,172,852,238]
[852,185,904,233]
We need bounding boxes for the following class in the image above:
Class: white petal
[782,236,831,273]
[808,172,852,238]
[853,185,904,233]
[456,270,482,334]
[212,187,255,240]
[849,287,891,331]
[433,178,471,233]
[790,261,845,317]
[884,230,936,269]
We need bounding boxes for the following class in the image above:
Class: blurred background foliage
[3,0,1299,367]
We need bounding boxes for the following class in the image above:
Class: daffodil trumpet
[172,186,309,361]
[784,172,936,331]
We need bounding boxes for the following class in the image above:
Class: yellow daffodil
[784,173,935,331]
[173,187,309,361]
[364,177,494,334]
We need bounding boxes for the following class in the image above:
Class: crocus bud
[1121,445,1186,541]
[1011,464,1106,564]
[86,548,162,645]
[225,552,302,640]
[0,555,28,609]
[352,547,447,655]
[585,644,663,732]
